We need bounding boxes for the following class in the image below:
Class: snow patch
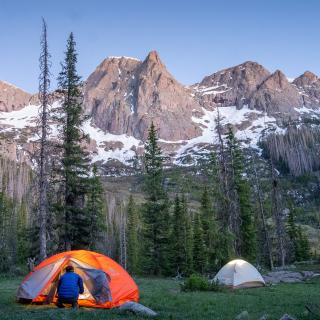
[174,105,281,164]
[82,120,141,164]
[108,56,141,62]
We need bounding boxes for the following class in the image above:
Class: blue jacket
[57,272,84,299]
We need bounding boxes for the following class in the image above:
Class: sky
[1,0,319,93]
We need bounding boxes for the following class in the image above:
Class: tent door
[69,260,112,304]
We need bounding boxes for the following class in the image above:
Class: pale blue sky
[0,0,319,92]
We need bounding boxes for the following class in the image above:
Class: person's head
[65,265,74,273]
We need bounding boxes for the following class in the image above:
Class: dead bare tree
[38,18,51,262]
[270,158,286,267]
[215,106,230,226]
[250,153,274,269]
[119,211,127,269]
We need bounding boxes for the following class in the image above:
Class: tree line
[124,119,312,276]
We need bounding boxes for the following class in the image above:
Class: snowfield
[0,101,315,167]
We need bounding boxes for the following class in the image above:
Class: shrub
[181,274,223,292]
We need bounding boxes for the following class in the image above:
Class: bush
[181,274,223,292]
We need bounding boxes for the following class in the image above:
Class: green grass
[0,276,320,320]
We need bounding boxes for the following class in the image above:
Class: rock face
[2,56,320,168]
[0,81,32,112]
[84,51,202,141]
[194,62,308,119]
[194,61,271,108]
[250,70,302,116]
[292,71,320,109]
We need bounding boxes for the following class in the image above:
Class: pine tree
[55,33,91,250]
[181,194,194,275]
[296,226,311,261]
[0,192,13,272]
[226,127,256,260]
[142,122,170,275]
[200,187,220,270]
[126,195,140,274]
[193,212,207,274]
[170,195,188,276]
[270,159,286,267]
[38,18,51,261]
[86,164,106,250]
[205,151,234,267]
[287,209,311,262]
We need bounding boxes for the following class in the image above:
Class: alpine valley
[1,51,320,256]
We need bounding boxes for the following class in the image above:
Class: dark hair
[66,265,74,272]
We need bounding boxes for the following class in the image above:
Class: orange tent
[17,250,139,308]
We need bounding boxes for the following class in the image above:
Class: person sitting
[57,265,84,309]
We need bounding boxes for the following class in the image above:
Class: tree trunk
[38,19,51,261]
[270,160,286,267]
[252,154,274,269]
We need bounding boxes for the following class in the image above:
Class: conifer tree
[226,127,256,260]
[55,33,91,250]
[170,195,190,276]
[296,226,311,261]
[0,192,13,272]
[287,209,311,262]
[200,187,220,270]
[193,212,207,274]
[205,151,234,266]
[38,18,51,261]
[181,194,194,274]
[126,195,140,274]
[142,122,170,275]
[86,164,106,250]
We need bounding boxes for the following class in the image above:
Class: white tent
[214,259,265,289]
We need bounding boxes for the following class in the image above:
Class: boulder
[263,270,316,284]
[118,301,158,317]
[279,314,296,320]
[235,310,249,320]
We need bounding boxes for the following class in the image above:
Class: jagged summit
[0,80,32,112]
[144,50,162,63]
[84,50,202,141]
[293,71,318,87]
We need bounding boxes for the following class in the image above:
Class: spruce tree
[287,209,311,262]
[205,151,234,267]
[126,195,140,274]
[226,127,256,260]
[296,226,311,261]
[193,212,207,274]
[55,33,91,250]
[181,194,194,275]
[170,195,189,276]
[38,18,51,262]
[142,122,170,275]
[200,187,220,270]
[86,164,106,250]
[0,192,12,272]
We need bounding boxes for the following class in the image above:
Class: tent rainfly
[17,250,139,308]
[214,259,265,289]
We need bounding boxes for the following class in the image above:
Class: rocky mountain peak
[250,70,302,115]
[144,50,162,64]
[293,71,318,87]
[259,70,290,90]
[0,81,32,112]
[194,61,271,108]
[84,51,202,142]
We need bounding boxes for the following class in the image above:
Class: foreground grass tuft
[0,276,319,319]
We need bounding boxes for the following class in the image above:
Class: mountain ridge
[1,51,320,170]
